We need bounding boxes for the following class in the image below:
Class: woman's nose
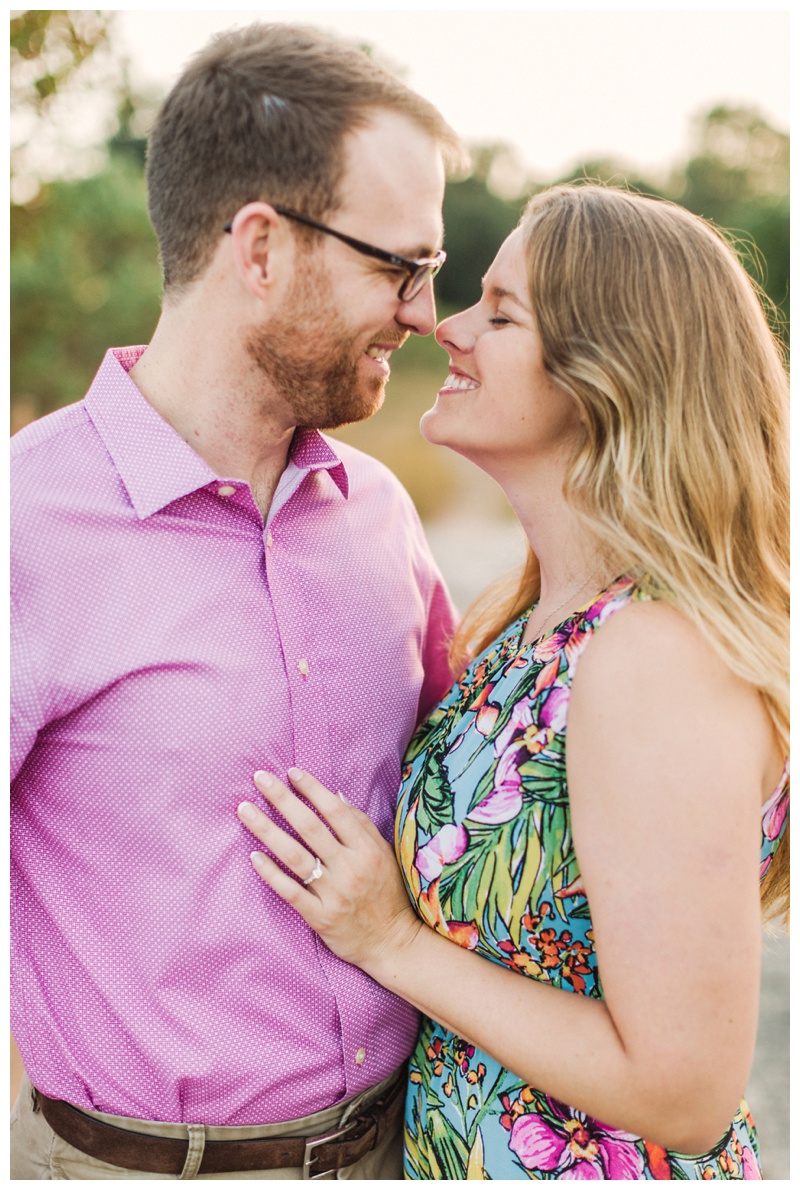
[435,308,474,353]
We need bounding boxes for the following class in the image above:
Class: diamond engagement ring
[302,856,324,885]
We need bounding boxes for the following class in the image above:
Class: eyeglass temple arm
[223,206,442,271]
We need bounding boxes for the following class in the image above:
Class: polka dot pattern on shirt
[11,346,456,1125]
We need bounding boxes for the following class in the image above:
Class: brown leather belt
[35,1070,405,1178]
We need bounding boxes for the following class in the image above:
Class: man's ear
[226,202,285,299]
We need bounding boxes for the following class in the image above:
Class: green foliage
[673,106,789,327]
[11,152,161,419]
[437,172,522,310]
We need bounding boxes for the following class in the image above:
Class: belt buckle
[302,1115,360,1180]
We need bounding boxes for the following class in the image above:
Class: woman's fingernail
[250,851,266,868]
[287,766,304,782]
[254,771,272,789]
[238,801,258,821]
[337,790,348,803]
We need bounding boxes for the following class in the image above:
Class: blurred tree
[10,9,110,116]
[437,145,526,311]
[672,106,789,332]
[11,141,162,423]
[555,157,668,200]
[680,105,789,208]
[11,11,162,426]
[11,10,116,200]
[106,85,149,169]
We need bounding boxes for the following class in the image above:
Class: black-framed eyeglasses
[223,204,446,302]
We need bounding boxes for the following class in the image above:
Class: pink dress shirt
[11,346,456,1126]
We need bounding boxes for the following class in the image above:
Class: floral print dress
[395,577,789,1180]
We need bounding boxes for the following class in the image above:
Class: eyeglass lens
[401,261,442,302]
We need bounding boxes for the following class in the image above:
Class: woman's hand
[237,768,422,975]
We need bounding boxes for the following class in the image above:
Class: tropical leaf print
[395,576,780,1179]
[466,1126,488,1179]
[416,748,454,836]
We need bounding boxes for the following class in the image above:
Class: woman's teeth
[444,372,479,391]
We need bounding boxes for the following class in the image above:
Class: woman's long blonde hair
[451,183,789,921]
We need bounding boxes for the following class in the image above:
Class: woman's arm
[563,600,771,1150]
[238,601,775,1153]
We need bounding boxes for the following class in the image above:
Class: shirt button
[217,485,236,497]
[298,659,310,676]
[355,1047,366,1066]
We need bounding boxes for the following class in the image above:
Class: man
[11,23,465,1179]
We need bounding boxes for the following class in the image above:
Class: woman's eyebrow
[482,282,530,311]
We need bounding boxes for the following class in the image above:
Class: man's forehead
[336,111,446,254]
[396,224,445,259]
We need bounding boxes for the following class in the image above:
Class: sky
[113,7,790,182]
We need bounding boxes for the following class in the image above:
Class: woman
[237,184,789,1180]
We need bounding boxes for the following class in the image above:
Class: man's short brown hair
[146,22,465,294]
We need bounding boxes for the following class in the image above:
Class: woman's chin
[419,405,455,448]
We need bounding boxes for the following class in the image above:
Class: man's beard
[245,256,404,430]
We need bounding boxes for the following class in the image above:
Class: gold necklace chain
[526,572,601,645]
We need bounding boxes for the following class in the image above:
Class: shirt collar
[290,428,349,499]
[84,347,349,519]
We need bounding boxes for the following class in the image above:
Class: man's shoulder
[11,400,95,466]
[11,400,115,527]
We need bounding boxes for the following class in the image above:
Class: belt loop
[179,1124,206,1179]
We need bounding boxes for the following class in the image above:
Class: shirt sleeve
[10,587,44,782]
[416,573,459,724]
[396,493,459,725]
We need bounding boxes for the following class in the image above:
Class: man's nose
[396,278,437,337]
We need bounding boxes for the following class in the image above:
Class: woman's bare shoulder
[570,595,777,790]
[578,595,747,695]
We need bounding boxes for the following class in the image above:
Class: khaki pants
[10,1071,405,1180]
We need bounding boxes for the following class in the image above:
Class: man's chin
[316,382,387,431]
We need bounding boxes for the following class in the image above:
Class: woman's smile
[438,367,480,394]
